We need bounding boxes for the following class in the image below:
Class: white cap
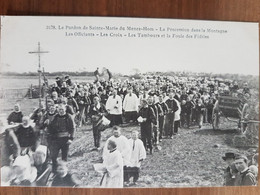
[13,155,31,169]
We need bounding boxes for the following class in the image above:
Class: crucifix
[29,42,49,107]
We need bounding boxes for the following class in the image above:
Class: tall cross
[29,42,49,107]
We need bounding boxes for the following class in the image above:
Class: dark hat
[222,152,236,161]
[56,77,60,80]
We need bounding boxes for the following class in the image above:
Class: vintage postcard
[0,16,259,188]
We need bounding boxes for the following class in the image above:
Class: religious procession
[0,67,259,188]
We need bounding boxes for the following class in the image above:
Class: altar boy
[126,130,146,185]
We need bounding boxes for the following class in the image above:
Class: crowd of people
[0,71,258,187]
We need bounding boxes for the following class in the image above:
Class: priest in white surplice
[105,88,123,126]
[123,87,139,123]
[125,130,146,185]
[103,126,131,183]
[101,140,124,188]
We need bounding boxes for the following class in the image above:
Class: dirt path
[67,122,253,187]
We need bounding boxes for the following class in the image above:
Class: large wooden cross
[29,42,49,107]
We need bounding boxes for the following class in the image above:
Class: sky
[0,16,259,75]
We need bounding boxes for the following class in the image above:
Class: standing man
[7,104,23,125]
[101,140,124,188]
[147,96,162,146]
[106,88,123,126]
[75,91,87,127]
[51,91,61,105]
[48,104,75,172]
[222,152,238,186]
[103,126,131,184]
[89,96,107,150]
[206,98,215,124]
[123,87,139,124]
[234,155,256,186]
[61,97,75,116]
[157,94,168,141]
[94,68,100,83]
[195,98,205,128]
[64,75,72,87]
[138,99,156,154]
[165,92,179,138]
[40,104,57,146]
[67,91,79,115]
[173,98,181,135]
[55,77,62,88]
[126,130,146,185]
[89,87,100,105]
[105,68,113,81]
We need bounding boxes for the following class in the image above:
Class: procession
[0,67,259,187]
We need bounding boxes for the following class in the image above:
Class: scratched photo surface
[0,16,259,188]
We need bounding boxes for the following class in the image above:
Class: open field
[1,97,258,187]
[0,76,96,89]
[0,75,258,187]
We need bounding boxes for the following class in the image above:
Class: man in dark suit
[48,104,75,172]
[157,94,169,141]
[89,96,107,150]
[222,152,238,186]
[138,99,156,154]
[165,92,179,138]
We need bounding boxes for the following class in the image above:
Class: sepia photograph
[0,16,259,188]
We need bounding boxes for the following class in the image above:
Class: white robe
[106,95,122,115]
[103,135,131,166]
[174,98,181,121]
[101,149,123,188]
[128,138,146,168]
[123,93,139,112]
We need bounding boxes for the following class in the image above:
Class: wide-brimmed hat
[222,152,236,161]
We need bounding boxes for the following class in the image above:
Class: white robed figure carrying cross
[102,126,131,184]
[94,140,123,188]
[93,126,131,187]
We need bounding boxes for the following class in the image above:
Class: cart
[212,95,250,134]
